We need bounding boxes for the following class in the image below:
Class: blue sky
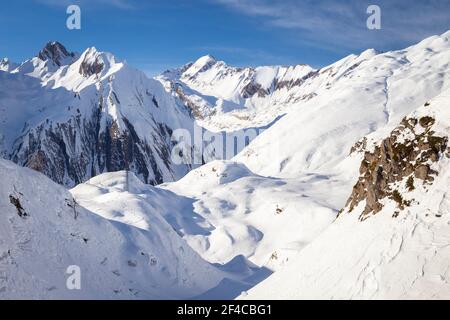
[1,0,450,75]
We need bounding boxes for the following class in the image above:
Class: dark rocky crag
[345,110,448,221]
[38,41,76,67]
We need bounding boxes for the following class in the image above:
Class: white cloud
[212,0,450,51]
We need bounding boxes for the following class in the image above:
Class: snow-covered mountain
[4,31,450,189]
[242,89,450,299]
[0,42,275,188]
[234,32,450,179]
[157,54,315,131]
[152,30,450,273]
[159,160,338,270]
[1,30,450,300]
[0,159,225,299]
[1,42,198,187]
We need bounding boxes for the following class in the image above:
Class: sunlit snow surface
[242,90,450,300]
[1,31,450,299]
[0,159,226,299]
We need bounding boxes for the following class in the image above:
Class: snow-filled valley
[1,30,450,299]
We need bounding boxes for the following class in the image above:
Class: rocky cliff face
[345,101,449,221]
[10,102,175,187]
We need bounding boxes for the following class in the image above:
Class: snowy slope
[160,161,339,269]
[235,31,450,179]
[154,30,450,271]
[0,159,224,299]
[70,169,274,299]
[0,71,75,156]
[242,90,450,300]
[70,158,338,273]
[156,31,450,176]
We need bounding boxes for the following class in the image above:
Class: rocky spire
[38,41,76,67]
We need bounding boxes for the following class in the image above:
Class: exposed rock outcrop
[241,81,269,98]
[79,53,105,77]
[345,111,448,220]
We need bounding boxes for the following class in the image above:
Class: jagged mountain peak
[82,46,108,59]
[0,57,18,72]
[77,46,123,78]
[38,41,76,66]
[0,57,10,70]
[183,54,220,78]
[197,54,217,63]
